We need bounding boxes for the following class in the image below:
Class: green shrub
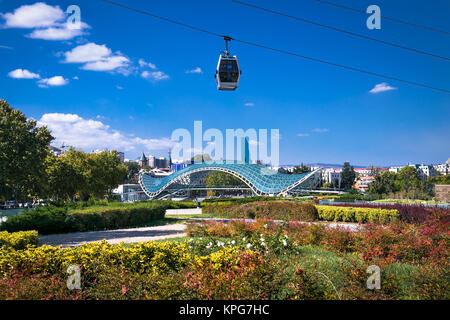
[1,201,169,234]
[0,231,39,250]
[203,201,318,221]
[0,207,70,234]
[67,202,166,232]
[316,205,399,223]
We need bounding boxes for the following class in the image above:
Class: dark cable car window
[219,59,239,82]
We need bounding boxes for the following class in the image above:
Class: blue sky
[1,0,449,166]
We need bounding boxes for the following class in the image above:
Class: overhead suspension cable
[231,0,450,62]
[312,0,450,36]
[101,0,450,94]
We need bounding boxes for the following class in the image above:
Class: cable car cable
[311,0,450,36]
[231,0,450,62]
[100,0,450,94]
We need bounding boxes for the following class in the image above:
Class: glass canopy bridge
[139,161,322,200]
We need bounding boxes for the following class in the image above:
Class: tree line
[0,99,127,202]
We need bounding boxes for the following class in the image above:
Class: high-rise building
[241,137,250,164]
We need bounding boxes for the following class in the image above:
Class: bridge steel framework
[139,161,321,200]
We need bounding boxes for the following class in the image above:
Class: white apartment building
[389,164,437,181]
[434,161,450,175]
[321,168,341,188]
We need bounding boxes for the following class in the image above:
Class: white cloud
[82,56,130,71]
[116,85,124,90]
[0,45,13,50]
[38,113,174,152]
[1,2,65,28]
[369,82,397,94]
[311,128,329,133]
[8,68,40,79]
[38,76,68,87]
[63,43,130,72]
[1,3,89,40]
[186,67,202,74]
[297,133,310,137]
[244,102,255,107]
[141,70,169,81]
[138,58,156,69]
[64,43,111,63]
[27,22,89,40]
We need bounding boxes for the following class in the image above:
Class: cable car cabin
[215,55,241,91]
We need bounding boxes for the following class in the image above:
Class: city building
[434,159,450,175]
[118,152,125,163]
[112,184,149,202]
[354,167,388,177]
[138,152,148,168]
[354,176,376,192]
[155,157,169,169]
[148,155,155,168]
[390,163,438,180]
[414,164,437,181]
[138,152,169,169]
[389,166,404,173]
[241,137,250,164]
[321,168,341,188]
[49,145,62,157]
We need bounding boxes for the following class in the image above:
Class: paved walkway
[165,208,202,215]
[38,223,187,247]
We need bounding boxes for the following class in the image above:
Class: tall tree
[191,153,212,163]
[0,99,53,201]
[124,161,140,183]
[85,150,127,198]
[45,154,84,200]
[205,171,243,187]
[340,162,356,190]
[396,166,421,193]
[368,171,399,195]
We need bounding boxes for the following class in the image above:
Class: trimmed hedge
[316,205,399,223]
[0,231,39,250]
[67,203,166,232]
[0,202,169,234]
[202,201,319,221]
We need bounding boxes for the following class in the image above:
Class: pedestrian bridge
[139,161,321,199]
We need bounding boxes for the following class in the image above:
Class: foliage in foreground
[0,231,38,250]
[0,204,447,300]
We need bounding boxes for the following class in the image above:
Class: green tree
[124,161,140,183]
[429,174,450,185]
[45,154,84,200]
[368,171,399,195]
[396,166,422,193]
[85,150,127,198]
[191,153,212,163]
[0,99,53,201]
[340,162,356,190]
[205,171,244,187]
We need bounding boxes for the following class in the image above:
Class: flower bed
[0,231,38,250]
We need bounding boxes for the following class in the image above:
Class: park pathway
[38,223,187,247]
[38,208,362,247]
